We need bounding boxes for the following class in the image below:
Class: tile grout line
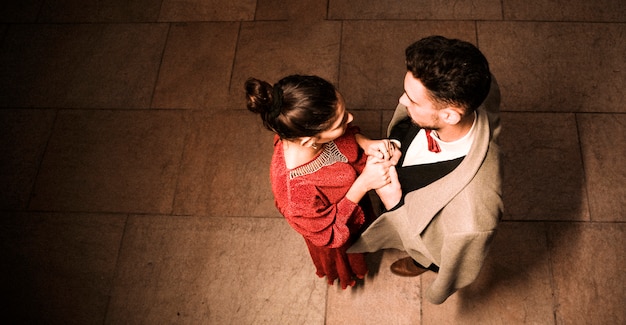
[227,21,244,99]
[167,109,193,216]
[544,222,559,324]
[573,113,593,222]
[25,108,59,211]
[102,213,130,324]
[148,22,171,109]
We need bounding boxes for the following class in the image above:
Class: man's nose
[399,93,410,106]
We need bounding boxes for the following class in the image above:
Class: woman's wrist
[345,177,368,204]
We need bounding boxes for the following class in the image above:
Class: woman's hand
[361,139,397,161]
[345,155,392,204]
[360,155,393,190]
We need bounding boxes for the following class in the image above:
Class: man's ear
[439,107,462,125]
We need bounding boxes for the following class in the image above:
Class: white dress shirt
[402,112,477,167]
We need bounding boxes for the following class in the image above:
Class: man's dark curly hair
[405,36,491,112]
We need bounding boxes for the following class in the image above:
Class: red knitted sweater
[270,126,373,288]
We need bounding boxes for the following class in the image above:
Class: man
[348,36,503,304]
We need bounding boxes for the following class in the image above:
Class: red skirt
[304,238,368,289]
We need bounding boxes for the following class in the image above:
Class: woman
[245,75,400,289]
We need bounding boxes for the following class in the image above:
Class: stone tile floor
[0,1,624,324]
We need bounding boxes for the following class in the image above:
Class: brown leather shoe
[390,257,429,277]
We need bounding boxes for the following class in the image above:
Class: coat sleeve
[425,230,496,304]
[283,179,364,248]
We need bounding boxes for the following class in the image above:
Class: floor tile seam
[325,18,626,24]
[327,18,498,24]
[6,18,626,25]
[572,113,592,223]
[337,20,344,91]
[500,111,626,115]
[148,22,171,110]
[3,209,285,222]
[3,21,173,26]
[481,19,626,24]
[155,0,165,22]
[7,209,152,217]
[500,221,626,233]
[5,108,625,115]
[168,102,192,217]
[3,107,620,117]
[24,108,59,211]
[103,212,129,325]
[2,107,196,112]
[498,0,505,20]
[543,219,559,324]
[226,22,243,96]
[538,220,626,226]
[0,20,310,27]
[19,18,494,24]
[573,111,626,116]
[4,210,619,224]
[124,214,284,220]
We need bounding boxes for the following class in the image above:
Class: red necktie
[425,129,441,153]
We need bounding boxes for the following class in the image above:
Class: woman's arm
[283,181,363,248]
[284,156,393,248]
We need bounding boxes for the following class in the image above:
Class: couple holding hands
[245,36,503,305]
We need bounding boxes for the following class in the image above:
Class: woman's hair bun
[245,78,274,114]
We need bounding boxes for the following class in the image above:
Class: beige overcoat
[348,79,503,304]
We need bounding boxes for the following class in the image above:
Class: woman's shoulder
[283,144,322,170]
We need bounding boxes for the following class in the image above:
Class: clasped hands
[359,139,403,209]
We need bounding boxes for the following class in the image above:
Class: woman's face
[315,92,353,144]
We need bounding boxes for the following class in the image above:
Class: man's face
[398,71,441,129]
